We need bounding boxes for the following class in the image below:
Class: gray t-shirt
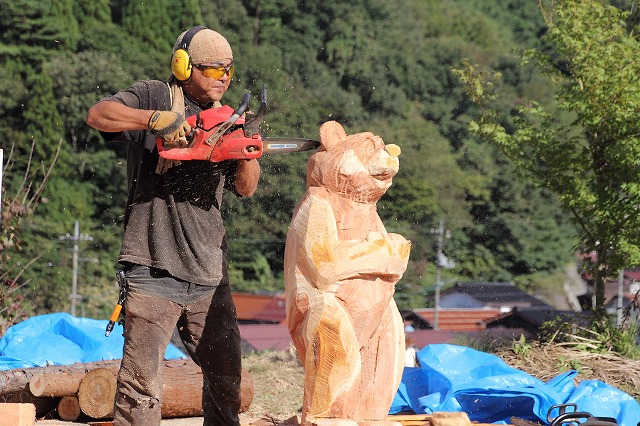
[100,79,239,286]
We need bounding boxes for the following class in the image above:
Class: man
[86,27,260,426]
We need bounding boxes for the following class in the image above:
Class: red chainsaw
[156,85,320,162]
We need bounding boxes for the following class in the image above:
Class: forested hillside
[1,0,598,319]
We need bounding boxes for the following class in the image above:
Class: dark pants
[113,265,241,426]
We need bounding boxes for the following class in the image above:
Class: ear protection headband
[171,25,206,82]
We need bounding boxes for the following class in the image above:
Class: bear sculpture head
[307,121,401,204]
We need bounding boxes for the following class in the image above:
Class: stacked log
[0,358,254,421]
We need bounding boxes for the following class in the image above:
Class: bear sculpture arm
[291,192,411,292]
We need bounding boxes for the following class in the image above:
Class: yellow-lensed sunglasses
[194,63,234,80]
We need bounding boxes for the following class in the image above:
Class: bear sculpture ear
[319,120,347,151]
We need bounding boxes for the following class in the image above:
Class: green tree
[122,0,203,52]
[0,0,588,313]
[455,0,640,307]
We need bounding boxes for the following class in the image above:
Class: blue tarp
[390,344,640,425]
[0,312,185,370]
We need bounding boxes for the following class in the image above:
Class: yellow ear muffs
[171,25,206,82]
[171,48,192,81]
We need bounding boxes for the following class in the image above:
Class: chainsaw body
[156,103,263,162]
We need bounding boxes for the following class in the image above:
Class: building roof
[412,308,502,331]
[624,269,640,282]
[232,292,286,324]
[441,282,553,310]
[482,307,593,335]
[405,329,454,348]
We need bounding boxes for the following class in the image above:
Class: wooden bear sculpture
[284,121,411,425]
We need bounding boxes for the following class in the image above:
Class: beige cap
[174,28,233,64]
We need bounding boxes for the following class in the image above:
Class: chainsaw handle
[200,93,251,146]
[232,93,251,120]
[548,404,579,423]
[244,85,268,137]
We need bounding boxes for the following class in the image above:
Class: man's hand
[148,111,191,149]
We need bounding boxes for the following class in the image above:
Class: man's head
[171,26,234,106]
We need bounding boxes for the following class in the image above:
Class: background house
[439,281,553,311]
[228,280,609,353]
[481,307,594,338]
[233,292,286,324]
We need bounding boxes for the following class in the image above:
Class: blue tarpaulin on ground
[0,312,185,370]
[390,344,640,425]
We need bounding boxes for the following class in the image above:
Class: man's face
[184,60,234,106]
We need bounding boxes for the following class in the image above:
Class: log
[73,358,253,419]
[3,357,254,420]
[160,359,203,418]
[161,362,254,417]
[29,371,87,397]
[78,368,117,419]
[57,395,82,421]
[0,359,122,396]
[239,368,254,413]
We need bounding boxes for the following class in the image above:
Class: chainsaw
[156,85,320,162]
[511,403,618,426]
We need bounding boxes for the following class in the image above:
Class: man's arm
[86,100,190,147]
[86,100,154,133]
[234,159,260,197]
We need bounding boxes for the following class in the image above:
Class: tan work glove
[148,110,191,149]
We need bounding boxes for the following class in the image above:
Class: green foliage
[228,251,278,293]
[0,278,28,335]
[539,314,640,359]
[455,0,640,306]
[0,0,79,52]
[513,334,532,357]
[0,0,589,317]
[122,0,203,52]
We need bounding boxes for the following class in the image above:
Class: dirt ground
[34,344,640,425]
[239,349,305,421]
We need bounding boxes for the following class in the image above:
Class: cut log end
[78,368,117,419]
[58,395,82,421]
[28,374,46,397]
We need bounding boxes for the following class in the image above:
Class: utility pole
[617,269,624,326]
[433,219,445,331]
[59,220,93,316]
[431,218,454,331]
